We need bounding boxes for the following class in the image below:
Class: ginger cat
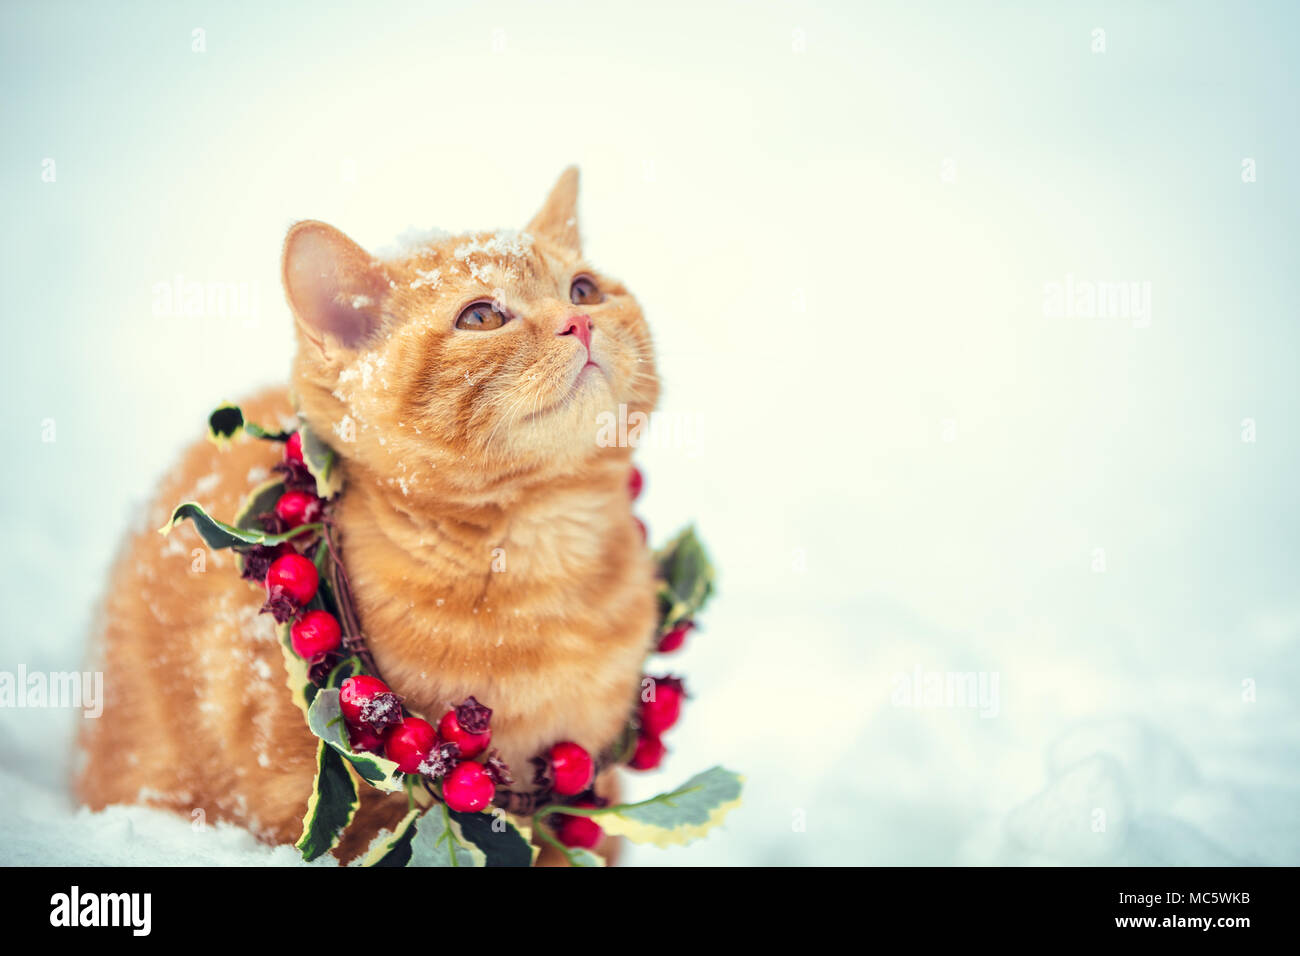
[77,169,659,864]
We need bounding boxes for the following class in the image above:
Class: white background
[1,1,1297,865]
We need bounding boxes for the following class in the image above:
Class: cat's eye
[455,300,508,331]
[570,274,603,306]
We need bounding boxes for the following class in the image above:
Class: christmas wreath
[159,403,742,866]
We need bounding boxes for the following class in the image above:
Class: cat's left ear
[526,166,581,254]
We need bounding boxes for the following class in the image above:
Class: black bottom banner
[7,865,1286,941]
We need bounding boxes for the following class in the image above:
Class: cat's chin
[513,368,617,458]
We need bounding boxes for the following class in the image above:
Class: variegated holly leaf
[232,478,287,578]
[583,766,742,848]
[208,404,244,445]
[276,619,317,715]
[233,478,285,530]
[158,500,320,550]
[207,402,291,446]
[451,808,538,867]
[299,422,344,499]
[407,805,487,867]
[359,808,422,867]
[606,720,639,766]
[654,525,715,635]
[272,539,360,753]
[561,847,606,867]
[306,535,344,624]
[306,687,404,792]
[296,740,359,861]
[537,833,605,867]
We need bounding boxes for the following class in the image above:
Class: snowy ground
[5,592,1297,866]
[3,1,1299,865]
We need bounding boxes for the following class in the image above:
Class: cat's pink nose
[557,313,593,353]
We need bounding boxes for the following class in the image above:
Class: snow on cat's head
[282,168,658,503]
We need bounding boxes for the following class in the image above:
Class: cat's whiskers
[482,381,536,456]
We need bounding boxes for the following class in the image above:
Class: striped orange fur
[77,169,659,863]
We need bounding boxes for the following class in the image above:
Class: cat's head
[282,168,658,503]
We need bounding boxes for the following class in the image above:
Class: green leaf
[654,525,715,635]
[561,847,606,867]
[231,478,287,577]
[207,403,245,445]
[582,766,743,848]
[306,687,404,792]
[299,422,344,499]
[606,720,638,766]
[232,478,285,531]
[407,805,487,867]
[359,808,422,867]
[307,536,345,623]
[207,402,291,446]
[533,818,606,867]
[450,808,538,867]
[295,740,359,861]
[276,619,317,716]
[274,542,338,721]
[158,500,320,550]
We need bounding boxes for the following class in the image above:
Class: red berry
[549,742,594,796]
[438,709,490,759]
[555,804,603,849]
[274,490,321,528]
[443,761,496,812]
[628,466,643,501]
[285,431,304,462]
[290,609,342,658]
[265,553,318,605]
[348,724,386,754]
[634,517,647,543]
[629,733,666,771]
[339,674,398,731]
[657,621,693,653]
[639,680,683,736]
[383,717,438,774]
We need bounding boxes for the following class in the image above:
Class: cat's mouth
[524,361,606,422]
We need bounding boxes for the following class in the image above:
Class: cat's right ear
[526,166,581,254]
[282,221,389,351]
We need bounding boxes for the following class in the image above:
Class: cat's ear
[526,166,581,254]
[282,221,389,350]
